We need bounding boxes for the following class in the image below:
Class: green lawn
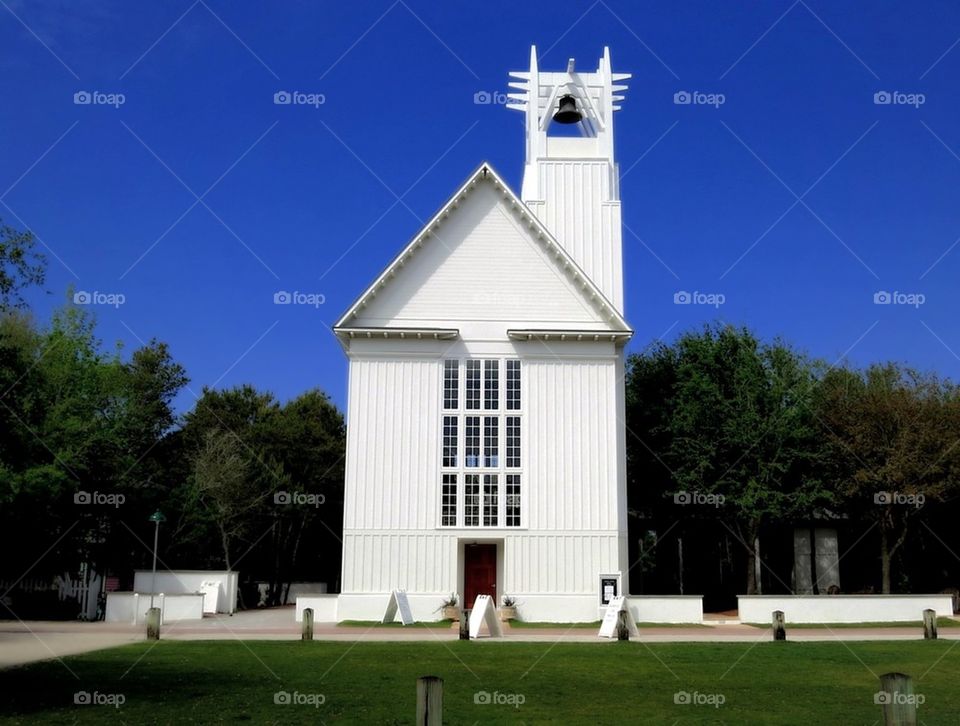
[747,617,960,629]
[1,640,958,724]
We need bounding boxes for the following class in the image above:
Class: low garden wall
[738,594,954,624]
[105,592,205,624]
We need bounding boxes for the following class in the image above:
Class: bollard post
[302,607,314,641]
[416,675,443,726]
[616,609,630,641]
[879,672,917,726]
[772,610,786,641]
[146,607,161,640]
[459,609,470,641]
[922,609,937,640]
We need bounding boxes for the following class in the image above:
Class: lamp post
[148,510,166,609]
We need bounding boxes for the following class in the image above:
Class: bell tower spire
[507,46,630,313]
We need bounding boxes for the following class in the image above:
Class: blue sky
[2,0,960,413]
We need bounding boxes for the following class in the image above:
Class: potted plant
[500,595,517,621]
[439,593,459,621]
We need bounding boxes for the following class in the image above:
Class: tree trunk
[744,521,760,595]
[880,526,891,594]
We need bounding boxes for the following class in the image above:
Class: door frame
[458,538,503,609]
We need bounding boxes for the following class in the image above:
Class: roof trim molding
[334,162,630,331]
[334,326,459,341]
[507,328,633,343]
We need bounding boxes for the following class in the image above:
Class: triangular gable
[335,163,630,333]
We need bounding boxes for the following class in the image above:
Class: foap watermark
[674,491,725,507]
[674,690,725,708]
[273,91,326,108]
[674,290,725,308]
[74,691,126,709]
[873,290,925,308]
[274,491,325,508]
[873,91,925,108]
[74,290,126,308]
[273,691,325,708]
[75,491,125,508]
[474,690,525,709]
[875,491,925,509]
[274,290,325,308]
[874,690,925,707]
[74,91,126,108]
[473,91,509,105]
[674,90,725,108]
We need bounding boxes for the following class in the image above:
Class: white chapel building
[332,47,633,622]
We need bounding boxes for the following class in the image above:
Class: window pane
[442,474,457,527]
[483,417,499,467]
[507,360,521,410]
[465,416,480,467]
[483,474,498,527]
[506,474,520,527]
[484,360,499,410]
[442,415,458,468]
[506,416,520,468]
[464,475,480,526]
[466,360,481,410]
[443,360,459,410]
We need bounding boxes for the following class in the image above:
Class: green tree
[0,219,45,311]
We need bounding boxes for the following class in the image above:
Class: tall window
[439,359,522,528]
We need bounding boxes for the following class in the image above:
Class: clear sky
[2,1,959,413]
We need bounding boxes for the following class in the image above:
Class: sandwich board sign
[199,580,220,614]
[598,596,638,638]
[468,594,502,638]
[382,589,414,625]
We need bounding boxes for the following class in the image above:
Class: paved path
[3,609,958,668]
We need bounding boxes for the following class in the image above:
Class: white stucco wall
[133,570,238,614]
[105,592,204,624]
[738,594,954,623]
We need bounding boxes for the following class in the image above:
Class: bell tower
[507,46,630,313]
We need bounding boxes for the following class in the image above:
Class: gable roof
[334,162,631,334]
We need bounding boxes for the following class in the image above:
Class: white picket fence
[0,570,103,620]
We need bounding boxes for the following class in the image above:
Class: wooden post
[302,607,314,641]
[145,607,161,640]
[616,609,630,641]
[879,672,917,726]
[772,610,786,641]
[459,609,470,640]
[922,609,937,640]
[415,676,443,726]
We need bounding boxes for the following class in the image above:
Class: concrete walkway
[3,608,958,669]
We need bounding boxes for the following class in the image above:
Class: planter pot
[441,605,460,621]
[499,606,517,622]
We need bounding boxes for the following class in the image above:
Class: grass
[507,620,709,629]
[2,640,960,724]
[337,620,455,629]
[747,617,960,629]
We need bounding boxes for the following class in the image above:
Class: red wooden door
[463,544,497,609]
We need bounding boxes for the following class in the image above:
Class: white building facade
[333,47,633,622]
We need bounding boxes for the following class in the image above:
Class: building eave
[334,326,460,341]
[507,328,633,343]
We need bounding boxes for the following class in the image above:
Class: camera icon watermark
[74,491,125,508]
[674,290,725,308]
[273,290,325,308]
[273,690,325,707]
[274,491,325,508]
[874,491,925,509]
[74,691,126,709]
[874,690,924,707]
[674,90,725,108]
[73,290,126,308]
[473,91,509,105]
[273,91,326,108]
[74,91,126,108]
[873,91,925,108]
[474,690,525,708]
[873,290,925,308]
[674,491,725,507]
[674,690,725,708]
